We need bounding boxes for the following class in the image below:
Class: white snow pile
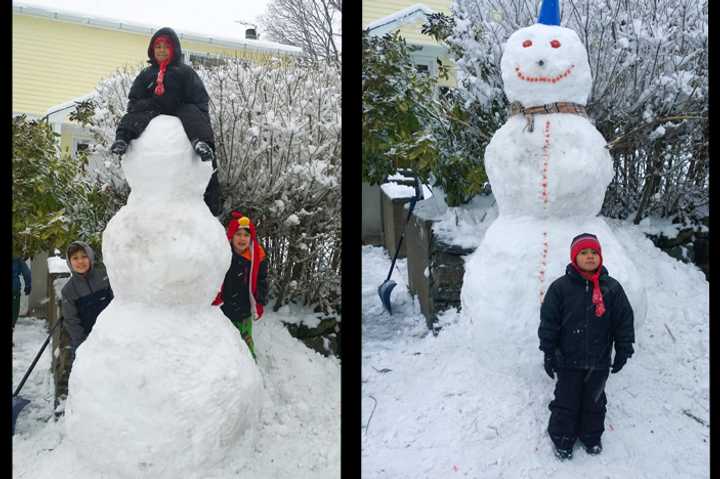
[12,116,340,479]
[14,311,340,479]
[362,224,708,477]
[413,186,498,250]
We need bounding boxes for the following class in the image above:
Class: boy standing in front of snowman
[538,233,635,460]
[212,212,269,361]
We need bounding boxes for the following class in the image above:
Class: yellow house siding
[59,129,75,155]
[13,15,148,115]
[13,14,290,116]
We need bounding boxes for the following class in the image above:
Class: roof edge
[366,3,437,36]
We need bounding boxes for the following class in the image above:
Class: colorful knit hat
[226,211,254,241]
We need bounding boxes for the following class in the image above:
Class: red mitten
[255,303,264,320]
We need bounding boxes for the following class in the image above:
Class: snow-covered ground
[361,219,708,478]
[12,307,340,479]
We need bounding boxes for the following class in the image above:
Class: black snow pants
[548,368,609,449]
[116,104,222,215]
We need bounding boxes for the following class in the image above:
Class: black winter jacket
[220,249,269,322]
[538,264,634,370]
[127,27,210,116]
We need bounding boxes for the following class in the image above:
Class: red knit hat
[152,35,174,96]
[570,233,602,266]
[570,233,606,317]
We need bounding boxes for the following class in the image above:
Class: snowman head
[500,0,592,107]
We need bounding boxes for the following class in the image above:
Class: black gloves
[110,139,128,155]
[24,286,31,295]
[192,140,215,162]
[544,351,556,379]
[611,353,628,374]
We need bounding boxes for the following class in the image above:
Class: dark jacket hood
[66,241,95,276]
[147,27,183,66]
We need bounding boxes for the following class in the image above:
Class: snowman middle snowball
[485,23,613,218]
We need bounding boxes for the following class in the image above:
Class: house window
[73,139,91,154]
[411,54,437,78]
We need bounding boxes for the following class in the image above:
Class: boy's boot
[584,441,602,455]
[548,431,575,460]
[552,443,573,460]
[110,139,128,155]
[192,139,215,162]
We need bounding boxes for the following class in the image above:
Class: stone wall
[406,212,476,330]
[283,316,340,358]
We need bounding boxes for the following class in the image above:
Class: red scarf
[153,36,173,96]
[571,264,606,317]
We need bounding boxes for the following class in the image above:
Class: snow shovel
[12,318,63,435]
[378,174,422,314]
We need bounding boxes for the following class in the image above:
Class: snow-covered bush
[449,0,708,224]
[82,59,341,314]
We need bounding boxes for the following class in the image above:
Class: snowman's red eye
[550,40,561,48]
[522,40,532,48]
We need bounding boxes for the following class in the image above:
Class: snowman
[460,0,646,366]
[63,116,262,478]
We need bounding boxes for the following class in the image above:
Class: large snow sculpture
[460,1,647,363]
[64,116,261,478]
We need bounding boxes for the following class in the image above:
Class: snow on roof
[366,3,437,37]
[13,1,302,55]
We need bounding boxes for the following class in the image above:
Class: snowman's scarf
[509,101,588,132]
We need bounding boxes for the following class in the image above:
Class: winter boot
[553,444,573,460]
[584,441,602,455]
[192,139,215,162]
[110,139,128,155]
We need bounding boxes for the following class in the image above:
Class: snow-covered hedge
[84,59,341,314]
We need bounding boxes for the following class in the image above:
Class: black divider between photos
[341,1,363,477]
